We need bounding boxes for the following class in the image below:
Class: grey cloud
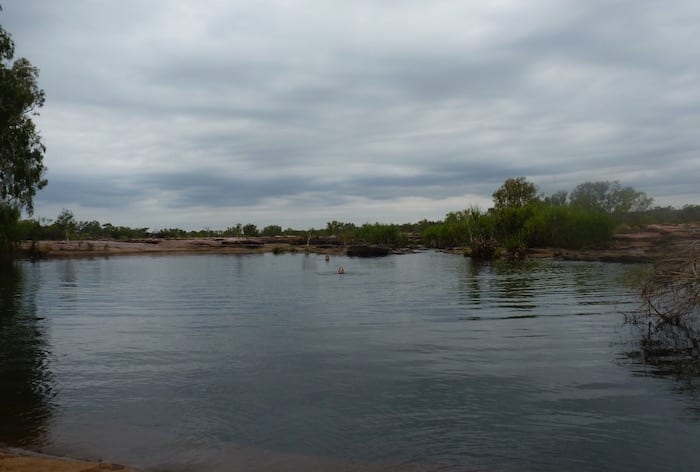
[36,176,147,210]
[139,172,315,208]
[3,0,700,228]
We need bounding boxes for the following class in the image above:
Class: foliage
[153,227,186,239]
[0,204,19,258]
[260,225,282,236]
[543,190,568,207]
[470,235,497,260]
[55,208,76,241]
[421,208,492,248]
[421,190,615,252]
[569,180,653,216]
[492,177,539,209]
[223,224,243,237]
[625,205,700,225]
[492,206,533,243]
[0,10,47,258]
[0,17,47,214]
[5,174,696,256]
[325,220,356,244]
[242,224,259,237]
[523,205,614,249]
[355,222,407,247]
[421,222,466,248]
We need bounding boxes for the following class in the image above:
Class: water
[1,252,699,471]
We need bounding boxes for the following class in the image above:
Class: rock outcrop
[346,245,390,257]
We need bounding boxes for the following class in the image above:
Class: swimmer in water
[337,267,345,274]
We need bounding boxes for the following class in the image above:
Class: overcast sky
[3,1,699,230]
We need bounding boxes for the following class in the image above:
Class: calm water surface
[1,252,699,471]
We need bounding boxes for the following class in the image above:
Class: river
[1,252,698,471]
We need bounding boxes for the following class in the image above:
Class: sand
[18,223,700,262]
[0,451,139,472]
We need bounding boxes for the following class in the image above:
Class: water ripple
[1,254,697,471]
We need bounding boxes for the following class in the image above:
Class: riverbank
[17,223,700,262]
[19,236,345,259]
[548,223,700,263]
[0,450,139,472]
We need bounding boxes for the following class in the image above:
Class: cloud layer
[4,0,699,229]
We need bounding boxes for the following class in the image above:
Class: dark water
[1,253,699,471]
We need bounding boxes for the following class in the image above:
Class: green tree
[569,181,652,215]
[492,177,539,209]
[76,220,102,239]
[1,14,46,213]
[55,209,75,242]
[0,10,47,258]
[223,223,243,237]
[543,190,568,207]
[242,223,259,237]
[260,224,282,236]
[0,204,19,256]
[325,220,356,244]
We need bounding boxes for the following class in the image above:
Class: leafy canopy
[0,7,47,214]
[492,177,539,209]
[569,181,653,214]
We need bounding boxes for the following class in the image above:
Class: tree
[544,190,568,207]
[55,209,75,242]
[325,220,356,244]
[492,177,539,209]
[0,11,47,214]
[242,224,259,237]
[223,223,243,237]
[260,225,282,236]
[569,181,652,215]
[0,9,47,258]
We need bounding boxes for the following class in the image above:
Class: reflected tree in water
[457,259,542,312]
[491,260,538,311]
[0,262,55,447]
[455,259,488,308]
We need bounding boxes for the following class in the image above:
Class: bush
[470,236,497,260]
[523,206,613,249]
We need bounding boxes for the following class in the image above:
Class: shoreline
[19,237,347,260]
[15,223,700,263]
[0,449,140,472]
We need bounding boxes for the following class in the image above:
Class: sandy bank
[554,223,700,262]
[16,223,700,262]
[0,450,139,472]
[20,236,347,259]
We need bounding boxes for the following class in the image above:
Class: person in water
[325,254,330,262]
[337,267,345,274]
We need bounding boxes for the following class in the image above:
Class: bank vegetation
[4,177,700,261]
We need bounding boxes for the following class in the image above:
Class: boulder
[346,245,390,257]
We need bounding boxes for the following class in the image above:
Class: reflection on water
[456,259,629,318]
[621,319,700,400]
[2,253,700,471]
[0,263,54,447]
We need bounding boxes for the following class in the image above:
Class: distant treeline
[12,179,700,254]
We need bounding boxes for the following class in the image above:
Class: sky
[3,0,699,230]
